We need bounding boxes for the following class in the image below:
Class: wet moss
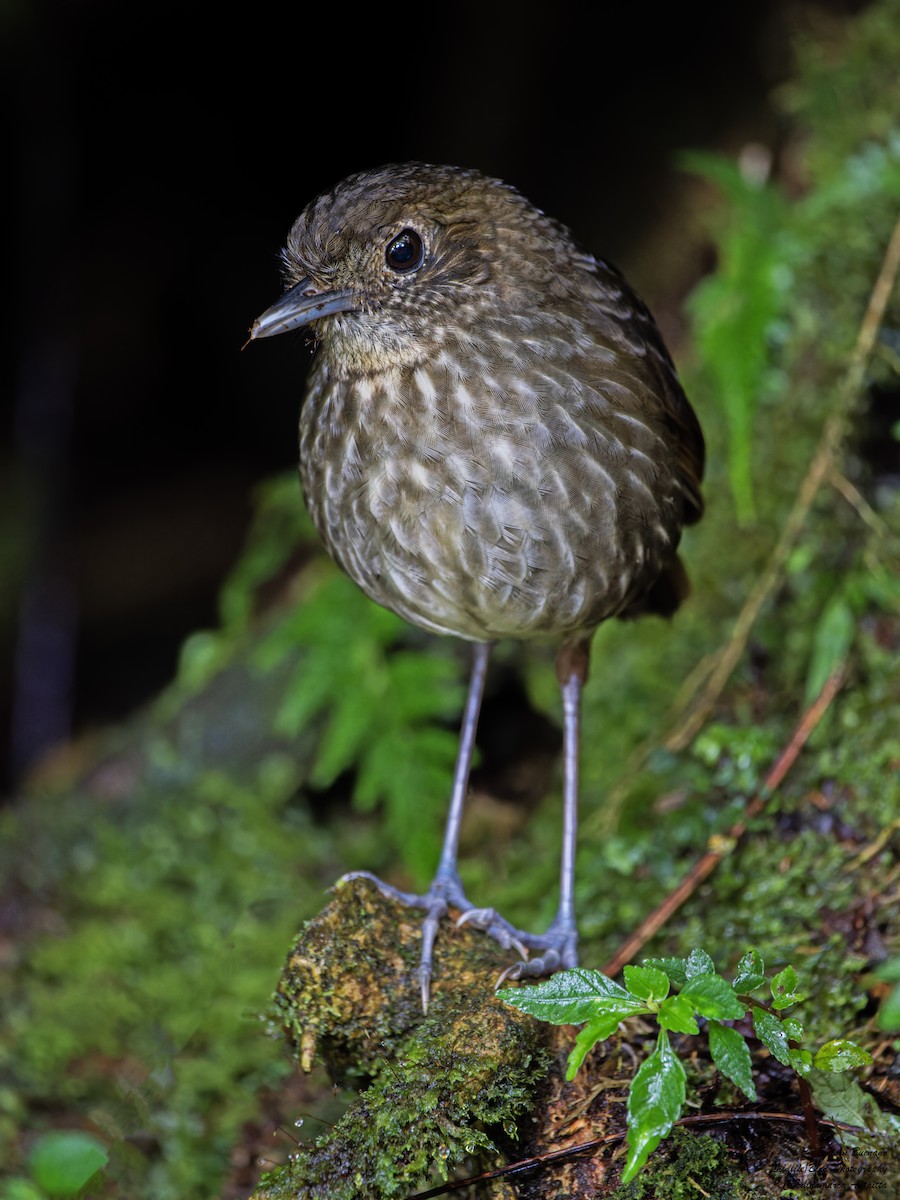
[253,877,551,1199]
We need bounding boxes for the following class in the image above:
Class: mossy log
[251,877,630,1199]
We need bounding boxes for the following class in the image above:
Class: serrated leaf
[781,1016,804,1040]
[656,994,700,1035]
[753,1008,792,1066]
[808,1068,896,1135]
[789,1047,814,1076]
[622,1031,686,1183]
[624,965,670,1003]
[642,956,688,988]
[733,949,766,992]
[708,1019,757,1100]
[685,948,716,978]
[813,1039,874,1071]
[498,969,646,1025]
[771,964,797,993]
[565,1012,625,1080]
[770,965,805,1010]
[680,974,745,1020]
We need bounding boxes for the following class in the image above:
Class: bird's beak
[248,278,357,341]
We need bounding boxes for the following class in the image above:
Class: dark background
[1,0,854,793]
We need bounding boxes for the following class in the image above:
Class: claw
[455,908,529,961]
[495,962,524,989]
[339,870,575,1008]
[495,947,563,989]
[455,905,495,929]
[338,870,424,909]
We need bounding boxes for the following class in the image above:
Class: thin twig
[828,467,893,540]
[601,667,845,978]
[587,213,900,842]
[405,1106,873,1198]
[665,210,900,754]
[844,817,900,871]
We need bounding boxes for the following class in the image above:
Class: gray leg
[414,640,493,1008]
[345,636,589,1005]
[485,636,589,984]
[344,642,525,1009]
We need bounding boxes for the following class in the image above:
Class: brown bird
[249,163,704,1009]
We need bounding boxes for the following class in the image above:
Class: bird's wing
[588,258,705,527]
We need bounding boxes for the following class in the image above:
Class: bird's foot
[340,870,577,1008]
[457,908,579,987]
[340,869,534,1010]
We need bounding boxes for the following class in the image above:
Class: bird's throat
[319,312,432,379]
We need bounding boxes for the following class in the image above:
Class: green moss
[2,4,899,1198]
[254,878,550,1199]
[610,1128,744,1200]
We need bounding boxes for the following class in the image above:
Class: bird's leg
[461,636,590,985]
[346,637,591,1004]
[412,639,497,1005]
[343,642,527,1009]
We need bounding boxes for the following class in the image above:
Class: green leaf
[680,974,745,1020]
[656,994,700,1035]
[873,960,900,1032]
[808,1068,898,1136]
[0,1179,45,1200]
[733,949,766,992]
[813,1039,874,1071]
[624,965,670,1003]
[642,956,688,988]
[27,1131,108,1196]
[685,948,716,979]
[770,965,805,1010]
[622,1031,687,1183]
[311,677,382,786]
[565,1012,625,1080]
[708,1019,757,1100]
[498,969,646,1026]
[877,983,900,1032]
[805,594,854,706]
[357,725,459,878]
[873,957,900,983]
[789,1047,814,1077]
[781,1016,804,1040]
[387,651,465,723]
[753,1008,792,1066]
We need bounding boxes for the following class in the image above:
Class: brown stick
[601,667,845,978]
[587,211,900,843]
[405,1106,869,1198]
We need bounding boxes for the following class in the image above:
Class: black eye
[385,229,425,273]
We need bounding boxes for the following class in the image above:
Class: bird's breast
[299,344,684,642]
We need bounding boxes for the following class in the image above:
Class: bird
[249,162,705,1010]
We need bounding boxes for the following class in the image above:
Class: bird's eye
[385,229,425,273]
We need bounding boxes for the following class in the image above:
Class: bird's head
[248,163,590,375]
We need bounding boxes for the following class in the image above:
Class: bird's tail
[618,555,691,621]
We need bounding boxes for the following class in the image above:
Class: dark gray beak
[248,278,357,340]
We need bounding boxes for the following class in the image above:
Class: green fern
[255,565,464,883]
[682,152,792,527]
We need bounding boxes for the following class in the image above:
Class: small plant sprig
[499,947,873,1184]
